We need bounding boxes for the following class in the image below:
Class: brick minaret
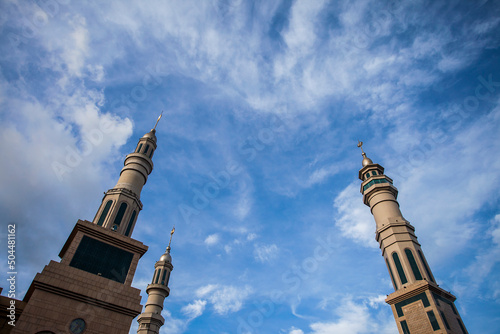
[13,114,163,333]
[357,141,468,334]
[137,227,175,334]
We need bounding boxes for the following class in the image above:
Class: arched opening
[418,250,435,283]
[405,249,423,280]
[392,252,408,285]
[152,269,160,284]
[125,210,137,237]
[386,258,398,289]
[161,269,168,285]
[97,200,112,226]
[113,202,128,228]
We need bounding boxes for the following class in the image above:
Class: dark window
[152,269,159,284]
[97,200,112,226]
[405,249,423,280]
[386,258,398,289]
[165,271,171,286]
[372,171,377,176]
[155,269,161,284]
[161,269,167,285]
[113,202,128,227]
[145,144,150,155]
[393,252,408,285]
[418,250,435,283]
[427,311,440,330]
[440,311,450,330]
[125,210,137,237]
[149,149,154,158]
[363,178,392,191]
[400,321,410,334]
[69,236,133,283]
[136,143,143,153]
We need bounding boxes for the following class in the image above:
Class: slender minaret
[137,227,175,334]
[357,142,468,334]
[92,112,163,236]
[13,114,163,334]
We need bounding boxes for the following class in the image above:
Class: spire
[91,117,160,236]
[152,111,163,133]
[167,226,175,251]
[357,141,373,167]
[159,226,175,263]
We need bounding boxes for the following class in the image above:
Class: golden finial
[167,226,175,250]
[357,140,365,154]
[358,140,373,167]
[152,111,163,131]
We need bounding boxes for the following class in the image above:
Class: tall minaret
[92,112,163,236]
[357,142,468,334]
[137,227,175,334]
[13,115,163,334]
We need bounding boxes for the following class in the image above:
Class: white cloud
[196,284,252,315]
[454,214,500,301]
[254,243,279,263]
[205,233,220,246]
[196,284,218,297]
[305,165,340,187]
[160,309,187,334]
[333,182,378,248]
[181,299,207,319]
[308,297,396,334]
[289,327,305,334]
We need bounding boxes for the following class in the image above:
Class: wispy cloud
[181,299,207,319]
[196,284,253,315]
[204,233,220,246]
[307,296,396,334]
[254,243,279,263]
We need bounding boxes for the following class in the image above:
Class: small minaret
[137,227,175,334]
[92,112,163,236]
[357,142,468,334]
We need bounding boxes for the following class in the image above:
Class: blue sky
[1,0,500,333]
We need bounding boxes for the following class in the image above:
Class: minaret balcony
[362,181,399,207]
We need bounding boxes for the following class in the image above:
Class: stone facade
[12,221,148,334]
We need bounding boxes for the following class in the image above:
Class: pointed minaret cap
[142,111,163,142]
[357,141,373,167]
[159,226,175,263]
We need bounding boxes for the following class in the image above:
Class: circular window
[69,318,86,334]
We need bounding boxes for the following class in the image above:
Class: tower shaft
[92,129,158,236]
[137,233,174,334]
[13,122,161,333]
[359,151,468,334]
